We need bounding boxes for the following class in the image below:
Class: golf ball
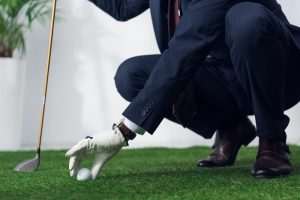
[77,168,92,181]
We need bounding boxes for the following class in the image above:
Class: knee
[114,57,140,102]
[225,2,272,51]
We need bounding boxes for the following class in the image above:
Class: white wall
[19,0,300,150]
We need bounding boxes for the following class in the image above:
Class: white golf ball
[77,168,92,181]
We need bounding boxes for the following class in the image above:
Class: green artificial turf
[1,146,300,200]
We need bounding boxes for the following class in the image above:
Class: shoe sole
[252,173,290,179]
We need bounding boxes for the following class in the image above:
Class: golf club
[14,0,57,172]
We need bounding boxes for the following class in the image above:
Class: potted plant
[0,0,50,150]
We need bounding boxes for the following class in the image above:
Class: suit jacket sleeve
[88,0,149,21]
[123,0,232,134]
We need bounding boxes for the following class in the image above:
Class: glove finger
[69,156,76,170]
[65,139,88,157]
[91,160,104,180]
[70,169,76,177]
[91,152,116,180]
[91,153,108,180]
[69,152,86,171]
[69,153,86,177]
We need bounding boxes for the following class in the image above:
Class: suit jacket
[89,0,300,52]
[88,0,300,135]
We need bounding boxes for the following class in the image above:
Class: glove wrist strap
[116,122,137,143]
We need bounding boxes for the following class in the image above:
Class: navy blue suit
[89,0,300,140]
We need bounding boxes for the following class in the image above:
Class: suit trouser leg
[225,2,300,141]
[114,55,246,138]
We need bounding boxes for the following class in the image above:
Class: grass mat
[1,146,300,200]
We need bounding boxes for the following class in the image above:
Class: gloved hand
[65,124,127,180]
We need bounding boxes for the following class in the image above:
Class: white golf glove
[65,123,128,180]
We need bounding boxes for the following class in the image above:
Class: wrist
[124,118,145,135]
[116,121,136,144]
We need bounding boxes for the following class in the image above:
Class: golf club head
[14,153,40,172]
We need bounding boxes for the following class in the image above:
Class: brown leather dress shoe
[197,117,256,167]
[252,140,292,178]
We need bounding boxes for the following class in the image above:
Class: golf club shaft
[37,0,57,152]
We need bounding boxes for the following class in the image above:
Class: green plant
[0,0,51,57]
